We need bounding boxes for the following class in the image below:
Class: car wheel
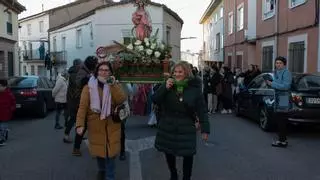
[259,107,273,131]
[38,101,47,118]
[235,101,241,117]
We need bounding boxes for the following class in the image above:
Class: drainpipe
[233,0,237,70]
[318,0,320,72]
[274,0,279,61]
[48,30,52,81]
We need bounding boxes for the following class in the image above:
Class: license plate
[16,104,21,108]
[306,98,320,104]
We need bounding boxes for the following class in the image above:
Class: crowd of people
[48,57,210,180]
[201,64,262,115]
[0,55,293,179]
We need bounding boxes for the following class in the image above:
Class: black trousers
[276,113,288,142]
[120,121,126,155]
[74,123,87,149]
[64,114,76,135]
[222,96,233,110]
[165,153,194,180]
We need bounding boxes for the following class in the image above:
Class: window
[228,12,234,34]
[216,33,221,50]
[8,77,37,88]
[39,21,44,33]
[236,54,243,69]
[262,46,274,72]
[53,37,57,52]
[27,24,32,36]
[121,29,132,45]
[23,66,27,75]
[7,52,14,76]
[263,0,275,20]
[290,0,306,8]
[220,7,224,18]
[38,66,45,76]
[289,41,305,73]
[227,55,232,68]
[62,36,66,51]
[237,5,244,31]
[296,75,320,89]
[215,13,218,22]
[31,65,35,75]
[249,77,265,89]
[166,26,171,45]
[76,29,82,48]
[6,11,12,34]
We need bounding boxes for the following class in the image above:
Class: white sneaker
[228,109,232,114]
[221,109,227,114]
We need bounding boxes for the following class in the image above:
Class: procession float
[96,0,173,83]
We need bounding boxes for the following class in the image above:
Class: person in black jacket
[221,67,234,114]
[63,59,82,143]
[71,56,98,156]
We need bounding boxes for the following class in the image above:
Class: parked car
[8,76,56,118]
[235,73,320,131]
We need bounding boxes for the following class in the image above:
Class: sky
[17,0,211,53]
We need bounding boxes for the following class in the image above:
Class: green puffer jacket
[152,78,210,156]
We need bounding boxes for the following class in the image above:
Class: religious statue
[132,0,152,41]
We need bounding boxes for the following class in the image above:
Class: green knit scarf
[174,79,189,94]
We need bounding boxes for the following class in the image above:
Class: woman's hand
[266,80,272,86]
[107,76,117,85]
[202,133,209,141]
[76,127,84,135]
[166,78,174,89]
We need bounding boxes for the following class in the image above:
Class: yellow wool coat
[76,83,126,158]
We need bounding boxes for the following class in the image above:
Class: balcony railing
[7,22,12,35]
[22,50,45,61]
[51,51,67,66]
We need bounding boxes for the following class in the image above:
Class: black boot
[119,152,126,161]
[170,170,178,180]
[97,171,105,180]
[55,124,63,130]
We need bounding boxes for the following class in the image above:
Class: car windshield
[295,75,320,90]
[8,77,37,88]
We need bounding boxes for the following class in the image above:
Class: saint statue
[132,0,152,41]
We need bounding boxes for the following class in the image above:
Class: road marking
[84,136,156,180]
[126,136,155,180]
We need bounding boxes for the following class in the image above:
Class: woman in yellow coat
[76,61,126,180]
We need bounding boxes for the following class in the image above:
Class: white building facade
[200,0,224,64]
[18,12,50,76]
[49,1,183,69]
[181,50,199,68]
[0,0,25,77]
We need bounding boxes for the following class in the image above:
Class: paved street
[1,112,320,180]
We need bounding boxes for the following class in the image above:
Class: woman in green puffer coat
[152,61,210,180]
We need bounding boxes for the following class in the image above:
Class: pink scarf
[88,77,111,120]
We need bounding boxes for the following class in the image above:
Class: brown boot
[72,148,82,156]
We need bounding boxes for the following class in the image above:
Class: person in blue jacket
[266,56,292,148]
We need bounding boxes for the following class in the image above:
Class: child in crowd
[0,79,16,146]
